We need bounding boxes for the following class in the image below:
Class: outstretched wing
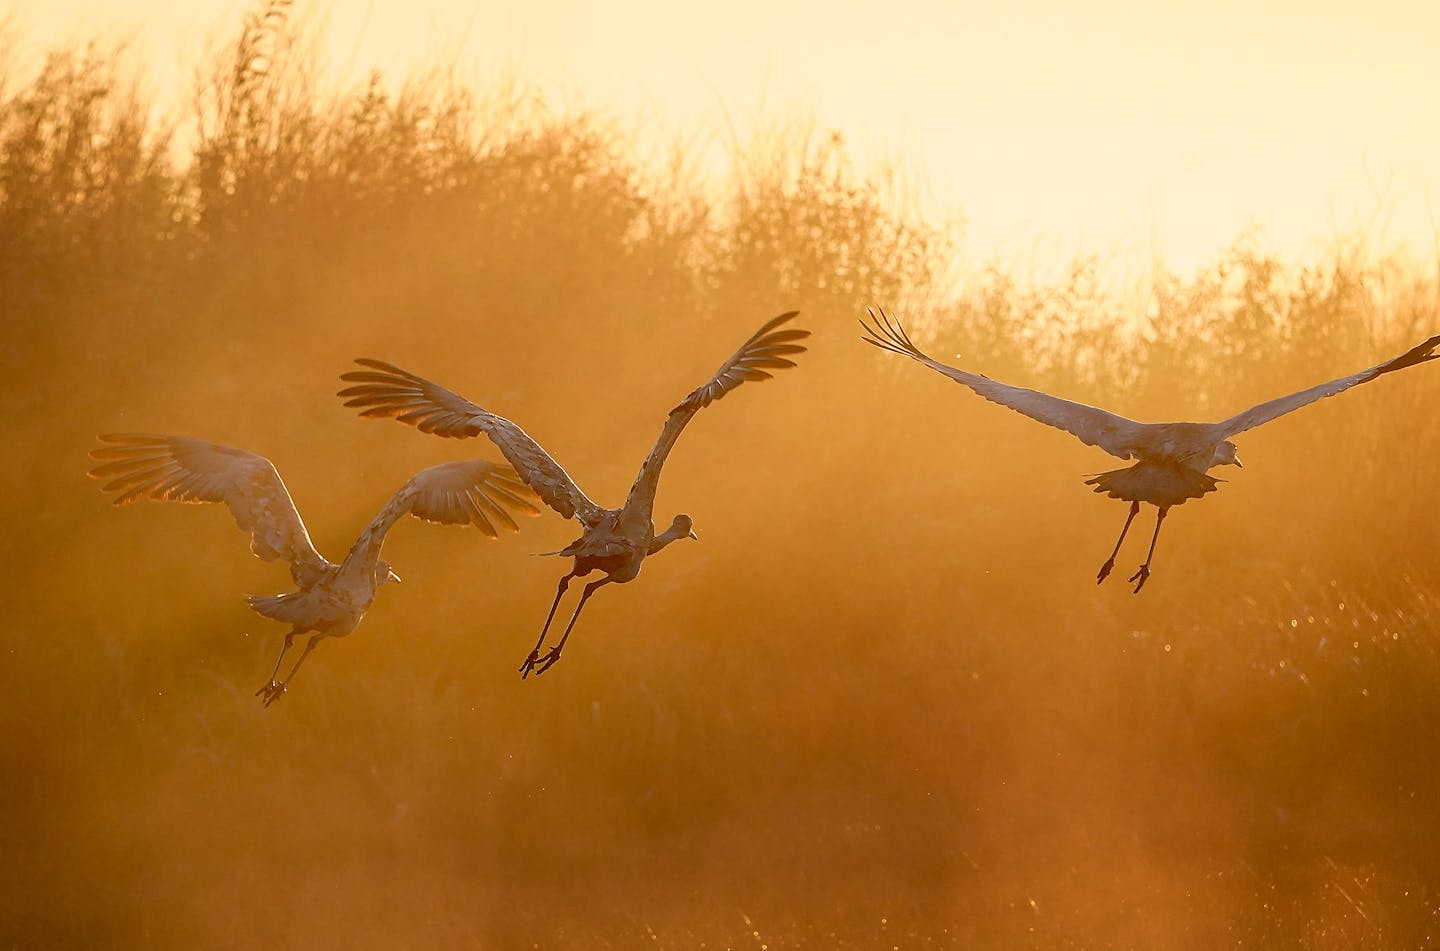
[676,311,811,410]
[88,434,332,585]
[860,307,1147,460]
[1214,334,1440,438]
[618,311,810,530]
[340,459,543,573]
[337,359,605,526]
[395,459,542,535]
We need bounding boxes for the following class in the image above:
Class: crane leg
[535,577,616,676]
[255,627,300,699]
[1127,506,1168,594]
[258,635,323,707]
[1096,501,1141,584]
[521,571,577,679]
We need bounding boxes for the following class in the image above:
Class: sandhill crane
[337,311,810,677]
[860,309,1440,592]
[89,434,539,704]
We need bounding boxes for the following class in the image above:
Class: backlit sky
[13,0,1440,276]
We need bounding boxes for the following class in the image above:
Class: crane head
[674,513,699,541]
[1212,440,1242,469]
[649,514,699,554]
[376,560,403,585]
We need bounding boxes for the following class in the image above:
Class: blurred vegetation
[3,5,1439,948]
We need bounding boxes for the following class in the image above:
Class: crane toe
[1127,565,1152,594]
[255,680,287,706]
[534,647,564,676]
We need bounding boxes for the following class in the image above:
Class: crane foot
[1127,565,1151,594]
[255,680,287,707]
[534,647,563,676]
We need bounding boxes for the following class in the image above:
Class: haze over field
[3,2,1440,947]
[16,0,1440,276]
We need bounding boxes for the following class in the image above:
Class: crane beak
[1234,456,1243,469]
[387,568,403,583]
[687,528,699,540]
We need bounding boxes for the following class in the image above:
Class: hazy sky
[13,0,1440,275]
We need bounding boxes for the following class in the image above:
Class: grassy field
[3,8,1439,948]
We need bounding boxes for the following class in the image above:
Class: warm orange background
[16,0,1440,275]
[3,2,1440,947]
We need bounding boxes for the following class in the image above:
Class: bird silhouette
[337,311,809,676]
[89,434,539,704]
[861,308,1440,592]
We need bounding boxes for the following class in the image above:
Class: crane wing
[338,359,605,525]
[674,310,810,411]
[618,311,810,530]
[340,459,542,575]
[393,458,542,535]
[88,434,332,585]
[860,308,1147,460]
[1214,334,1440,438]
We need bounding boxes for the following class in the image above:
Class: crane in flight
[337,311,809,676]
[89,434,539,704]
[860,309,1440,592]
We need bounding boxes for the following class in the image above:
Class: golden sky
[14,0,1440,275]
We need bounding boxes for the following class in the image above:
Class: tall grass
[3,6,1438,948]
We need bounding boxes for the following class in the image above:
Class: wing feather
[618,311,810,529]
[338,360,604,525]
[402,459,540,536]
[88,434,331,585]
[860,308,1146,460]
[338,459,541,575]
[677,312,810,411]
[1215,334,1440,437]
